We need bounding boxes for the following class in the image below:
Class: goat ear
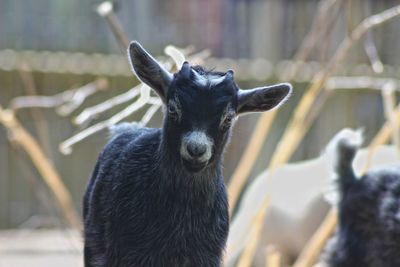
[237,83,292,114]
[128,41,173,102]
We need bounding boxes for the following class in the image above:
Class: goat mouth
[182,159,207,173]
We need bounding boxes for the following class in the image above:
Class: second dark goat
[321,129,400,267]
[83,41,292,267]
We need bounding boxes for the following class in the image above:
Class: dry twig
[293,99,400,267]
[232,5,400,267]
[227,0,345,214]
[292,209,337,267]
[362,1,384,73]
[17,62,53,157]
[286,0,342,80]
[294,103,400,267]
[60,43,212,154]
[74,46,192,126]
[59,84,151,154]
[236,197,270,267]
[57,79,108,116]
[228,111,276,214]
[363,31,384,73]
[381,83,399,150]
[11,78,108,115]
[266,246,281,267]
[140,99,162,125]
[269,4,400,170]
[96,1,129,49]
[0,106,81,229]
[326,76,400,91]
[74,85,141,125]
[363,103,400,173]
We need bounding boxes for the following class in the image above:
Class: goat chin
[181,159,208,173]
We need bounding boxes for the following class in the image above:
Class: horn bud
[225,69,234,80]
[180,61,191,78]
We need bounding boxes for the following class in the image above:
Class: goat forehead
[174,80,235,102]
[170,72,236,118]
[175,67,235,90]
[177,90,234,115]
[193,71,226,87]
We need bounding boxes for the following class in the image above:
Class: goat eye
[168,105,179,119]
[221,116,233,128]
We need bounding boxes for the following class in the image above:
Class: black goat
[322,129,400,267]
[83,41,292,267]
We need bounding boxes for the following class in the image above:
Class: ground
[0,229,83,267]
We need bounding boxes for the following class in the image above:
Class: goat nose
[187,142,207,158]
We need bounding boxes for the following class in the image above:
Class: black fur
[83,71,232,266]
[83,42,291,267]
[322,136,400,267]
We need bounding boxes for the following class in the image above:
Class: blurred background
[1,0,400,266]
